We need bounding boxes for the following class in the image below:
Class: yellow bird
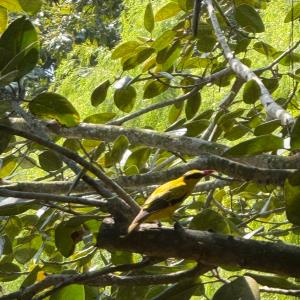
[127,169,214,234]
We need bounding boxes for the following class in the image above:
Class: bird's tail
[127,210,148,235]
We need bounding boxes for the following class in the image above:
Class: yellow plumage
[127,169,213,234]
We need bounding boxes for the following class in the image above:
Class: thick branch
[97,219,300,279]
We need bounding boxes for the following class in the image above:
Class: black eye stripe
[184,173,203,180]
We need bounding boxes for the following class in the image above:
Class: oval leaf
[243,80,261,104]
[84,113,116,124]
[285,172,300,225]
[144,2,154,33]
[155,2,181,22]
[185,92,201,120]
[143,79,169,99]
[91,80,110,107]
[114,85,136,112]
[111,41,141,60]
[235,4,265,33]
[224,134,283,157]
[39,150,63,172]
[284,3,300,23]
[29,92,80,127]
[152,30,176,51]
[213,276,260,300]
[291,116,300,149]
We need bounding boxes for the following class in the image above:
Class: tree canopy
[1,0,300,299]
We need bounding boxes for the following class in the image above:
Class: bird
[127,169,214,234]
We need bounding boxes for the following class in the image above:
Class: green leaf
[213,276,260,300]
[254,120,281,136]
[39,150,63,172]
[152,278,203,300]
[253,41,277,57]
[179,57,210,69]
[275,51,300,66]
[143,79,169,99]
[0,132,11,154]
[110,135,129,164]
[224,124,249,141]
[291,116,300,149]
[91,80,110,107]
[169,103,183,124]
[55,223,78,258]
[21,265,42,288]
[111,41,141,60]
[14,235,42,264]
[190,209,232,234]
[114,85,136,112]
[5,216,22,239]
[155,2,181,21]
[0,262,21,282]
[0,17,39,80]
[0,0,22,11]
[284,3,300,22]
[0,155,17,178]
[243,80,261,104]
[0,6,7,33]
[285,172,300,225]
[185,93,201,120]
[184,119,210,137]
[50,284,85,300]
[29,92,80,127]
[235,4,265,33]
[261,78,279,93]
[152,30,176,51]
[84,113,116,124]
[55,216,93,258]
[246,273,300,290]
[177,0,194,11]
[125,147,151,171]
[122,47,155,71]
[224,134,283,157]
[144,2,154,33]
[85,286,100,300]
[19,0,42,14]
[0,198,36,216]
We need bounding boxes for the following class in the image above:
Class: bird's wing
[143,179,188,214]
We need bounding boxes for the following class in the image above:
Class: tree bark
[97,218,300,278]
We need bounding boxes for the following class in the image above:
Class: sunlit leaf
[29,92,80,127]
[155,2,181,22]
[144,2,154,33]
[224,135,283,157]
[84,113,116,124]
[284,3,300,22]
[111,41,141,60]
[152,30,176,51]
[50,284,85,300]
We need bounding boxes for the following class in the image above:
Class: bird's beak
[203,170,214,176]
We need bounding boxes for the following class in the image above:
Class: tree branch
[0,124,139,218]
[205,0,294,126]
[0,188,107,209]
[97,218,300,279]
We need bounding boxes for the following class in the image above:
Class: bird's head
[183,169,214,182]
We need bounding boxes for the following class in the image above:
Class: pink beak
[203,170,215,176]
